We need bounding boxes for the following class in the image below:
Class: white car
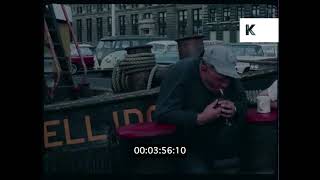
[100,50,127,71]
[227,43,277,74]
[235,56,276,74]
[203,40,225,47]
[259,43,278,58]
[147,40,179,65]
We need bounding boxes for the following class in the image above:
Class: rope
[124,67,154,75]
[121,72,126,92]
[115,63,122,92]
[123,56,155,62]
[112,59,121,92]
[125,76,129,90]
[111,52,156,93]
[119,63,156,70]
[125,53,155,58]
[147,64,158,90]
[120,59,155,65]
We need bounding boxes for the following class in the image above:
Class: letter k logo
[246,24,255,35]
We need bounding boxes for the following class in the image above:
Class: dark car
[95,35,168,65]
[70,44,95,74]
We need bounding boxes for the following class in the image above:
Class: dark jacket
[154,58,248,159]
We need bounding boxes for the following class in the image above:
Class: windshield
[71,47,93,56]
[151,44,166,53]
[96,41,104,49]
[103,41,114,48]
[167,45,178,53]
[132,40,140,46]
[262,46,277,57]
[231,45,264,56]
[121,40,130,48]
[114,41,121,48]
[231,46,246,56]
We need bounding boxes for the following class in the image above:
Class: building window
[266,5,273,17]
[223,31,230,43]
[131,14,139,35]
[178,10,187,38]
[192,9,202,35]
[72,7,76,15]
[223,8,231,21]
[209,9,216,22]
[143,13,152,19]
[107,17,112,36]
[107,4,110,10]
[86,5,92,13]
[119,4,126,10]
[236,6,245,20]
[131,4,138,8]
[86,19,92,42]
[77,6,82,14]
[119,15,126,35]
[252,5,260,17]
[76,19,82,42]
[97,17,103,41]
[97,4,103,12]
[272,5,277,17]
[158,12,166,36]
[142,28,150,35]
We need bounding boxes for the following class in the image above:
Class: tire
[71,64,78,74]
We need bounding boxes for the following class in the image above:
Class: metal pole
[112,4,116,36]
[61,4,88,84]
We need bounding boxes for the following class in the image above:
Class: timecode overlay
[128,144,188,159]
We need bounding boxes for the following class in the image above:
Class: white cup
[256,95,271,113]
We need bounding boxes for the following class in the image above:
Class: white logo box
[240,18,279,43]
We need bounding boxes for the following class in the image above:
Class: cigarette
[213,89,224,109]
[219,89,224,96]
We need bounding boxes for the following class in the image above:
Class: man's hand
[218,100,236,118]
[197,100,222,125]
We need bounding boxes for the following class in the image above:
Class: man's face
[200,63,231,93]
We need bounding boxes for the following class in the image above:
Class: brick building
[70,4,278,46]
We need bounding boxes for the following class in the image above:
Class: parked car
[70,43,95,74]
[95,35,168,66]
[227,43,265,57]
[204,40,225,47]
[147,40,179,65]
[259,43,278,58]
[100,50,127,71]
[226,43,276,74]
[235,56,276,73]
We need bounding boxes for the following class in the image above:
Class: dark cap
[125,45,153,55]
[175,35,205,60]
